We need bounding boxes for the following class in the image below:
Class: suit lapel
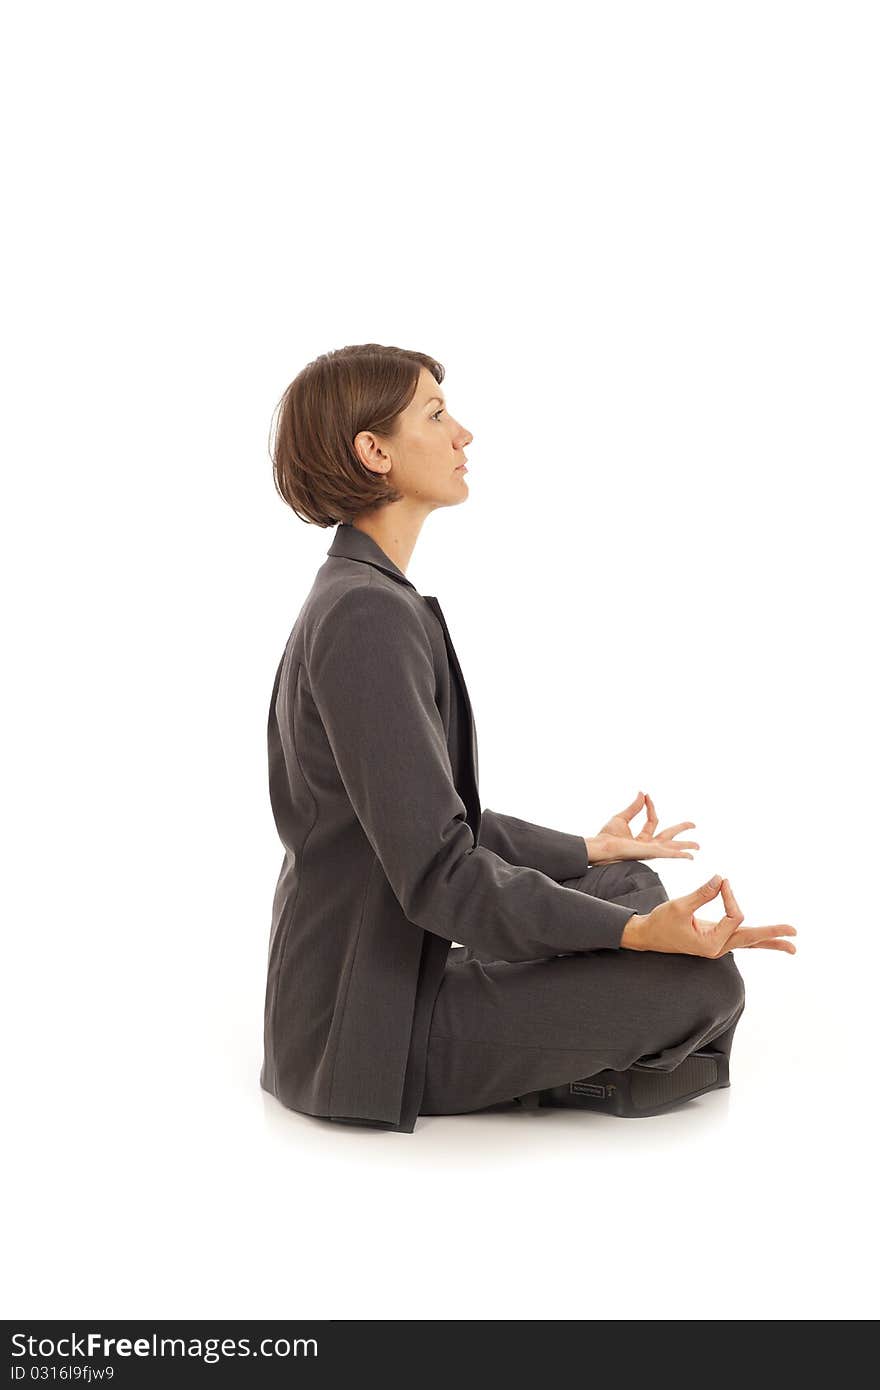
[422,595,481,837]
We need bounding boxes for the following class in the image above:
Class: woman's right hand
[621,874,797,957]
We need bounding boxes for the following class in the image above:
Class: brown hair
[270,343,445,527]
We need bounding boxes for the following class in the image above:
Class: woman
[261,343,796,1133]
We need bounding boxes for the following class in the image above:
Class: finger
[618,791,646,823]
[746,939,797,953]
[730,925,797,949]
[656,822,697,840]
[636,831,699,850]
[685,874,723,911]
[720,877,743,925]
[643,792,659,835]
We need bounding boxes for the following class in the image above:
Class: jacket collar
[326,523,418,591]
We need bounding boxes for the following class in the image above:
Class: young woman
[260,343,796,1133]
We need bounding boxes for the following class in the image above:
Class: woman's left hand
[586,790,700,864]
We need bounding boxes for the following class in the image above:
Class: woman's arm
[477,808,590,879]
[308,579,637,962]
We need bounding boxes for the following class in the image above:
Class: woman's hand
[586,790,699,864]
[622,874,798,957]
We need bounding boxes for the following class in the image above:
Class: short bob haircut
[270,343,445,527]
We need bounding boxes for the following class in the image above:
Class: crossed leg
[421,860,746,1116]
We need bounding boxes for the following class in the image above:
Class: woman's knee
[699,952,746,1021]
[624,860,669,905]
[627,860,663,887]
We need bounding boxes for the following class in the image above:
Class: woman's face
[356,366,474,512]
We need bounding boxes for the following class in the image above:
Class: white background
[3,0,878,1321]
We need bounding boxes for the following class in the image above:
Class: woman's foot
[515,1048,730,1117]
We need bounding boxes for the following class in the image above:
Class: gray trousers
[419,860,746,1116]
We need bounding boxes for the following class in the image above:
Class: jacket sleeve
[308,579,635,961]
[478,808,590,880]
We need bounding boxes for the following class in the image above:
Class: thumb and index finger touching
[685,874,744,930]
[686,873,726,913]
[684,874,798,949]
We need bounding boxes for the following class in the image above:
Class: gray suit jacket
[260,522,637,1132]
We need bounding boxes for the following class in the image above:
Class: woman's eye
[431,408,445,420]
